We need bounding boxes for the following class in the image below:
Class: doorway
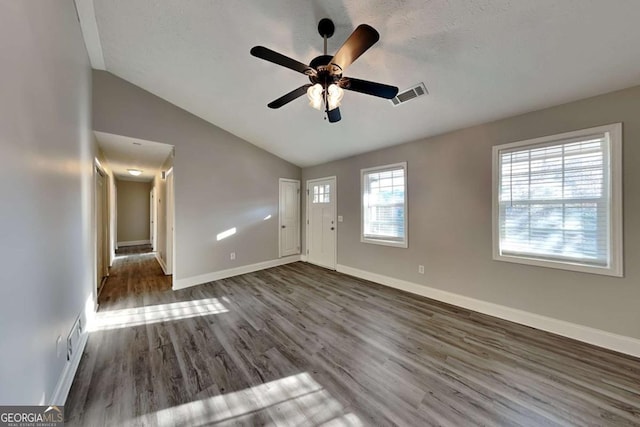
[165,167,175,275]
[279,178,300,257]
[95,164,109,295]
[306,176,337,269]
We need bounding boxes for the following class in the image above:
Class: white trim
[165,168,175,276]
[74,0,106,70]
[155,252,168,275]
[173,255,301,290]
[301,254,308,262]
[360,162,408,248]
[336,264,640,358]
[492,123,623,277]
[117,240,151,247]
[50,330,89,405]
[305,176,338,270]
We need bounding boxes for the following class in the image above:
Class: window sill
[493,253,623,277]
[361,237,408,248]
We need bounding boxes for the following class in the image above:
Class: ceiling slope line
[74,0,106,69]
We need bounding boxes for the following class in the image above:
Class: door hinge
[306,189,309,195]
[307,249,309,255]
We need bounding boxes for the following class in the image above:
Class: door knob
[281,225,286,229]
[330,227,335,231]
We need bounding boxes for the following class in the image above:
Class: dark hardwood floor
[65,252,640,426]
[115,244,154,255]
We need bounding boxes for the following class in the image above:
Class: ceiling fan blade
[250,46,314,76]
[327,107,341,123]
[329,24,380,74]
[267,85,312,109]
[340,77,398,99]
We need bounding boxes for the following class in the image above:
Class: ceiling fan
[250,19,399,123]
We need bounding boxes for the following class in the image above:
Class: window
[361,162,407,248]
[312,184,330,203]
[492,123,622,276]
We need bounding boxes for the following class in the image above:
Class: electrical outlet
[418,265,425,274]
[230,252,236,260]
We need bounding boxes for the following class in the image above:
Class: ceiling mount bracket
[318,18,335,39]
[318,18,334,55]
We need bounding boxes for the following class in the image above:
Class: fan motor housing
[309,55,341,85]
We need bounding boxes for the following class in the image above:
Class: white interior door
[279,179,300,257]
[166,169,174,275]
[150,188,157,251]
[149,188,156,251]
[307,177,336,269]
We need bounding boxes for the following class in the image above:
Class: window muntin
[361,163,407,248]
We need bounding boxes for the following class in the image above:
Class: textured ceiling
[95,131,173,182]
[83,0,640,167]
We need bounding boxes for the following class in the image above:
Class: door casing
[165,168,175,276]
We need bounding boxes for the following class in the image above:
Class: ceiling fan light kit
[250,19,399,123]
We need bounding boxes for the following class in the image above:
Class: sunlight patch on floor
[90,298,229,331]
[138,372,362,426]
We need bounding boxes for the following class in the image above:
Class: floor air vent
[67,315,83,361]
[390,82,428,106]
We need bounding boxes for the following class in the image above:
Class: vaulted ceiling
[77,0,640,167]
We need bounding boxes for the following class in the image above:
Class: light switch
[338,216,343,222]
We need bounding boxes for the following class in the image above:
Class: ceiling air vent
[390,82,428,107]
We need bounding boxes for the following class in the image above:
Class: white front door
[307,177,336,269]
[279,179,300,257]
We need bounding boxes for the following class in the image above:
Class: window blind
[498,135,610,266]
[363,167,405,241]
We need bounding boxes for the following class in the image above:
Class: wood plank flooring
[65,252,640,426]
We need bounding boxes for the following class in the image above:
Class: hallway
[100,245,170,308]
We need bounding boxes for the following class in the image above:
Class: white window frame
[492,123,623,277]
[361,162,408,248]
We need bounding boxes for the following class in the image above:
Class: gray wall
[0,2,94,403]
[116,180,151,243]
[92,71,301,281]
[302,85,640,340]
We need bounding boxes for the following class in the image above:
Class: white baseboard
[300,254,308,262]
[50,331,88,405]
[336,264,640,358]
[117,240,151,247]
[155,252,168,275]
[173,255,301,290]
